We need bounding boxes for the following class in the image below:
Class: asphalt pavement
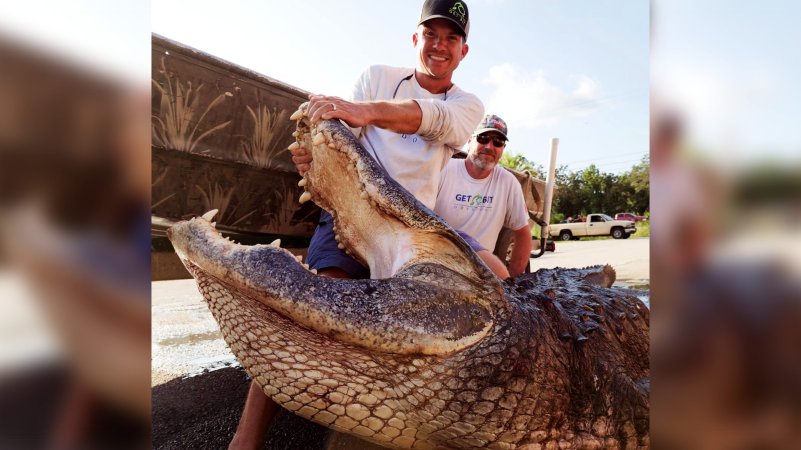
[530,237,649,286]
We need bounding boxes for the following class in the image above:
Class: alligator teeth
[288,142,300,151]
[337,243,345,250]
[334,233,340,241]
[290,109,304,120]
[295,255,303,262]
[210,222,216,228]
[201,209,219,221]
[298,178,307,187]
[312,133,325,146]
[299,191,312,204]
[328,142,337,149]
[360,191,369,200]
[269,239,281,247]
[311,269,317,274]
[292,131,299,137]
[302,263,309,269]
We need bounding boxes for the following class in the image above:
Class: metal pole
[542,138,559,237]
[531,138,559,260]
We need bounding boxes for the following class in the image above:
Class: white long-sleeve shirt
[349,65,484,210]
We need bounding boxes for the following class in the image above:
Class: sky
[651,0,801,167]
[1,1,798,173]
[148,0,650,175]
[0,1,150,85]
[0,0,649,175]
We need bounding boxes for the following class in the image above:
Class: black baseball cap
[418,0,470,39]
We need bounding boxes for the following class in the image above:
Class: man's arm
[508,225,532,277]
[308,95,422,134]
[415,95,483,149]
[290,95,423,175]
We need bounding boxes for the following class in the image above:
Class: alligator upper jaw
[291,106,500,288]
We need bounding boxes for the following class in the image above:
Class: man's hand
[289,94,371,176]
[307,94,371,128]
[289,139,312,176]
[290,93,423,176]
[307,94,422,134]
[508,226,533,277]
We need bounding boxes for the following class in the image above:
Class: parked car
[614,212,648,222]
[549,213,636,240]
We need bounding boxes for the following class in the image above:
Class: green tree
[627,155,650,214]
[499,151,546,179]
[550,157,649,221]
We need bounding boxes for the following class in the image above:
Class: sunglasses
[476,134,506,147]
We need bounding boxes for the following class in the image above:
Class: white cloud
[651,56,788,162]
[482,63,602,128]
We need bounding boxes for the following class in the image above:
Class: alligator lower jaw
[167,216,495,356]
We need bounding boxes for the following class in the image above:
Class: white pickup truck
[549,213,636,241]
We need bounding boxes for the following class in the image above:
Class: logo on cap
[449,2,467,25]
[474,114,509,139]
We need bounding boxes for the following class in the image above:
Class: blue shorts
[306,211,370,278]
[306,211,486,278]
[457,230,486,252]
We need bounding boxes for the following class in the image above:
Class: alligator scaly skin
[167,105,649,449]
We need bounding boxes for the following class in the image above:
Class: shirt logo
[454,193,494,206]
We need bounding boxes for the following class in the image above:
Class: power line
[576,158,646,168]
[568,158,646,173]
[562,151,647,165]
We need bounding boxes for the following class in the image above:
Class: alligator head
[167,104,650,449]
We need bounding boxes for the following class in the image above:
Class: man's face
[413,19,469,80]
[468,131,507,171]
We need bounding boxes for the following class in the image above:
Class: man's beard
[469,152,496,171]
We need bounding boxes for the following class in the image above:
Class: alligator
[167,103,650,449]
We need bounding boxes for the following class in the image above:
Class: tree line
[499,152,650,223]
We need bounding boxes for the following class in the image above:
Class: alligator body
[167,104,650,449]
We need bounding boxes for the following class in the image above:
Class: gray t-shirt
[435,159,529,250]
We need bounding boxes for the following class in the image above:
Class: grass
[631,220,650,237]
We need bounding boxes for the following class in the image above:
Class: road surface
[530,237,649,285]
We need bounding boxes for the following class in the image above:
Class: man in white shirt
[435,114,533,277]
[291,0,484,280]
[233,1,486,448]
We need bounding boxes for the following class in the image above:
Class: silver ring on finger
[330,102,336,111]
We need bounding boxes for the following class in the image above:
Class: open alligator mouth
[167,104,650,449]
